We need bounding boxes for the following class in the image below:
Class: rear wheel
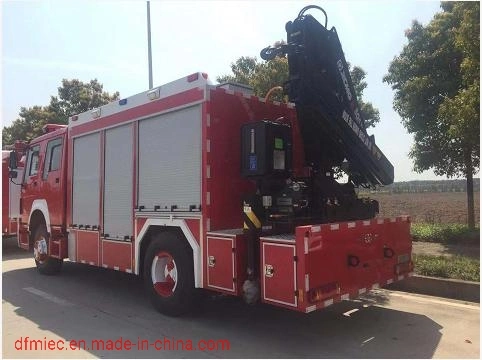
[33,224,62,275]
[143,232,195,316]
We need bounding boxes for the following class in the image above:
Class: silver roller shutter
[72,132,100,227]
[9,167,23,218]
[103,124,133,239]
[138,105,201,210]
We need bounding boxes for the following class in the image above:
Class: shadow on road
[3,243,443,358]
[2,237,30,261]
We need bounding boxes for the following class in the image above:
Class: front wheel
[33,224,62,275]
[143,232,195,316]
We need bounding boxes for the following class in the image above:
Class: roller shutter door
[72,132,100,227]
[138,105,201,210]
[103,124,133,239]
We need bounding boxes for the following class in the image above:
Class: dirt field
[365,192,480,224]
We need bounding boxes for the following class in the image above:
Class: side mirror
[9,170,18,179]
[9,151,18,170]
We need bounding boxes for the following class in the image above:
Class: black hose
[297,5,328,28]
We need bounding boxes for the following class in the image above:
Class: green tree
[347,64,380,129]
[384,2,479,229]
[217,52,380,128]
[2,79,119,145]
[217,55,289,103]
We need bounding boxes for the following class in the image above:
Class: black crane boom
[261,6,394,187]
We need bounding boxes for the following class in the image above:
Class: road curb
[385,274,480,302]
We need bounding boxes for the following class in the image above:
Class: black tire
[33,224,62,275]
[143,232,195,316]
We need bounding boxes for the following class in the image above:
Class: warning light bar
[147,88,160,100]
[91,108,102,118]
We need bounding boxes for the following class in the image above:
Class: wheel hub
[151,252,178,297]
[34,237,48,263]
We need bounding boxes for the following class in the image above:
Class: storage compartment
[261,239,297,307]
[101,240,133,272]
[76,230,100,266]
[207,236,236,292]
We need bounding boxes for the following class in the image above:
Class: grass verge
[411,223,480,244]
[413,254,480,282]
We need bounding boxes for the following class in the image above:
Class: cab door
[21,144,42,228]
[40,136,65,226]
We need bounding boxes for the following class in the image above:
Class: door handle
[55,178,59,183]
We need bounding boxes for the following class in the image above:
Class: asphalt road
[2,238,480,358]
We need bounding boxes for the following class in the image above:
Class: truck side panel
[67,77,207,280]
[206,89,302,232]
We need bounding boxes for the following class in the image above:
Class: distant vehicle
[2,142,26,239]
[8,5,412,316]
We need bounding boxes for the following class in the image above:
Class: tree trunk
[465,149,475,230]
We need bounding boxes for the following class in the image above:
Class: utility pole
[147,1,153,89]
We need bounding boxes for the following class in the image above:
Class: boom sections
[261,6,394,187]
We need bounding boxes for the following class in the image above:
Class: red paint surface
[207,237,235,292]
[185,219,200,244]
[18,223,29,249]
[206,89,301,232]
[76,230,100,265]
[261,242,297,307]
[102,240,132,271]
[136,218,147,236]
[21,128,68,230]
[40,133,67,227]
[292,217,411,313]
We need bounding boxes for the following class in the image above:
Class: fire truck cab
[14,124,67,273]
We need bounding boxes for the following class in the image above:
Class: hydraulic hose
[297,5,328,28]
[265,86,284,103]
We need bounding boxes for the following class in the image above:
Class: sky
[1,0,459,181]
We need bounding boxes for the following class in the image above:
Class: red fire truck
[8,6,412,316]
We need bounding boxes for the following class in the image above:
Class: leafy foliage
[217,50,380,128]
[411,223,480,244]
[384,2,479,179]
[3,79,119,145]
[348,64,380,129]
[217,56,289,103]
[384,2,479,229]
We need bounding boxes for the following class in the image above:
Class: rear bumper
[260,216,412,313]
